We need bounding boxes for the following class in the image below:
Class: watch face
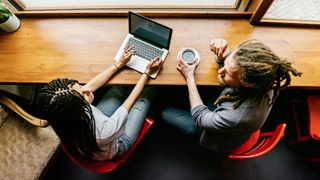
[182,50,195,64]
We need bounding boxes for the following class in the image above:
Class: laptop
[115,11,173,78]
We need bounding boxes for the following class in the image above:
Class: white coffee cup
[177,48,200,64]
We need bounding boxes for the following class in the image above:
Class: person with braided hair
[36,45,164,160]
[161,38,302,152]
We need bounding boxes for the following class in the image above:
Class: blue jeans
[96,86,156,156]
[161,100,216,135]
[161,108,200,135]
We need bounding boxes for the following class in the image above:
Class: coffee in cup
[177,48,200,64]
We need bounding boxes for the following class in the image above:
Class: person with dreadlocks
[161,38,302,152]
[36,45,164,160]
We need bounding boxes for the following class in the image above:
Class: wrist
[143,72,151,78]
[186,75,195,83]
[113,63,120,70]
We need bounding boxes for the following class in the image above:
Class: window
[22,0,238,9]
[250,0,320,27]
[9,0,251,15]
[264,0,320,22]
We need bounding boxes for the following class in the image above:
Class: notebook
[115,11,173,78]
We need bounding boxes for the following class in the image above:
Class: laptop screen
[129,11,172,49]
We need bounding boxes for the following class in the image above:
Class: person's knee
[111,86,128,94]
[103,86,128,99]
[161,107,176,123]
[161,108,198,135]
[132,87,156,109]
[140,86,156,100]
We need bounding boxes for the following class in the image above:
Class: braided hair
[215,39,302,108]
[36,78,101,157]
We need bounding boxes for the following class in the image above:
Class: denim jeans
[161,100,216,135]
[96,86,155,156]
[161,107,200,135]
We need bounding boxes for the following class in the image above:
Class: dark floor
[42,87,320,180]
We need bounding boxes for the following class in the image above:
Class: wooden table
[1,18,320,88]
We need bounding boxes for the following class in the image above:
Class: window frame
[250,0,320,27]
[7,0,253,18]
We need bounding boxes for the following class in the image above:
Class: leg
[117,86,156,154]
[161,107,200,135]
[96,86,130,117]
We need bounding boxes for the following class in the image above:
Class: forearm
[186,76,203,109]
[83,64,118,92]
[122,73,149,111]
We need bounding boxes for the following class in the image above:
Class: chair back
[227,129,260,155]
[61,117,154,173]
[307,96,320,140]
[228,123,286,159]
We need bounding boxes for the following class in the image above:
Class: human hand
[176,57,199,81]
[209,38,229,58]
[81,89,94,104]
[144,56,164,76]
[115,45,135,69]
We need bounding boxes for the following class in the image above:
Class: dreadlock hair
[215,39,302,109]
[36,78,101,158]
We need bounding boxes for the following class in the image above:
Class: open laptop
[115,11,173,78]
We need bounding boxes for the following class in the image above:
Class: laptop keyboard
[127,38,164,61]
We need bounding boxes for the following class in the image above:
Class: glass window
[264,0,320,22]
[18,0,240,10]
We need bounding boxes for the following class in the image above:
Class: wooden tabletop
[0,18,320,88]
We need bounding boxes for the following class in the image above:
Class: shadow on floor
[43,121,320,180]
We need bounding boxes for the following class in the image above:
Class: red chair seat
[61,117,155,173]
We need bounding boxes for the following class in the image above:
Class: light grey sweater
[191,88,273,152]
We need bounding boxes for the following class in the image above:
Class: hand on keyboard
[144,56,164,77]
[127,38,164,61]
[115,45,136,68]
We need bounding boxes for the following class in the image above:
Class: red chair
[290,95,320,162]
[61,117,155,173]
[222,124,286,168]
[227,129,260,155]
[307,96,320,141]
[228,123,286,159]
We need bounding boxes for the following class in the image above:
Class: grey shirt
[191,88,273,152]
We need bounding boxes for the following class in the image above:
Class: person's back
[162,38,302,152]
[192,87,273,151]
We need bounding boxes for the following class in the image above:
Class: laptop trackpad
[126,55,148,74]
